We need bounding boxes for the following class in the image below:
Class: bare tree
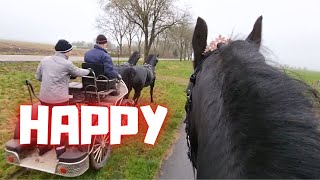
[125,23,139,55]
[152,35,160,54]
[135,29,144,53]
[96,7,129,56]
[104,0,188,61]
[157,29,174,58]
[168,20,193,61]
[183,26,193,60]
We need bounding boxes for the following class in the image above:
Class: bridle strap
[184,48,220,169]
[185,49,219,112]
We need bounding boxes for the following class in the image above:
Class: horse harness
[143,63,155,72]
[143,63,156,85]
[184,48,220,169]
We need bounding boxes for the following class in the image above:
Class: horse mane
[212,39,320,178]
[189,16,320,178]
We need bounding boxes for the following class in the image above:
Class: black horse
[185,16,320,178]
[126,51,141,66]
[114,51,140,99]
[130,54,158,105]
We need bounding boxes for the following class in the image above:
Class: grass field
[1,61,320,179]
[0,40,88,56]
[0,60,193,179]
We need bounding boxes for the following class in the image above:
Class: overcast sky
[0,0,319,70]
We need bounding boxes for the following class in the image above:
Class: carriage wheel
[89,134,112,170]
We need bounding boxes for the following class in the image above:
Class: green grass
[0,60,193,179]
[286,69,320,84]
[1,61,320,179]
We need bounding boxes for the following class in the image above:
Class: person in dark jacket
[84,34,121,80]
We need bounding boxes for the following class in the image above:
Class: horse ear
[246,16,263,47]
[192,17,208,68]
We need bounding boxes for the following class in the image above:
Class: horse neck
[128,55,138,65]
[194,40,320,177]
[193,53,268,177]
[193,70,242,177]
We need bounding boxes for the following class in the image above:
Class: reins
[184,48,220,173]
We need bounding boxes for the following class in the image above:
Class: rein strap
[184,48,219,169]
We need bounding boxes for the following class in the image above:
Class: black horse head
[186,16,320,178]
[145,54,159,67]
[114,51,141,98]
[128,51,140,65]
[126,54,159,105]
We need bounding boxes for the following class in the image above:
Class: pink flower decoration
[203,35,230,54]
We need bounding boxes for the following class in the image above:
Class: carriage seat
[6,139,35,153]
[69,63,118,103]
[69,63,117,94]
[81,63,117,92]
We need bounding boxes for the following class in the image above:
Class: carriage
[4,63,133,177]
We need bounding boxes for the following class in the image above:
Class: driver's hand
[117,74,122,80]
[87,68,93,73]
[87,68,94,76]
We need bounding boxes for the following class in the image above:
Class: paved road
[158,123,196,179]
[0,55,123,62]
[0,55,182,62]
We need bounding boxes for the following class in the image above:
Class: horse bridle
[184,47,220,169]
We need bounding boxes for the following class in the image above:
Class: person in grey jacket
[36,39,90,104]
[35,39,90,157]
[84,34,122,80]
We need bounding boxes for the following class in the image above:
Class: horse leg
[150,80,155,103]
[133,89,142,105]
